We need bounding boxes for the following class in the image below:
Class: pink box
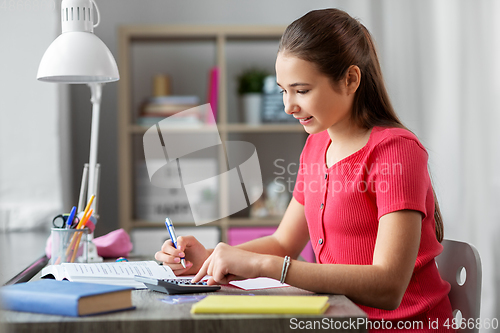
[227,227,315,263]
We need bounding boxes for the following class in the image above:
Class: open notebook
[41,261,180,289]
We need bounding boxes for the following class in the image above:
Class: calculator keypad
[135,275,221,294]
[162,279,208,286]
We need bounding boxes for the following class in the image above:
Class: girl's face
[275,53,354,134]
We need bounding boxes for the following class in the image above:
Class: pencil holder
[51,228,89,265]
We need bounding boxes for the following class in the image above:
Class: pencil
[66,209,93,256]
[69,209,93,263]
[65,195,95,257]
[79,194,95,229]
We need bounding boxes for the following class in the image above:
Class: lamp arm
[87,82,103,210]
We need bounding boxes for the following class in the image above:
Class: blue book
[0,279,135,316]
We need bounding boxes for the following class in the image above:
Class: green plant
[237,68,268,94]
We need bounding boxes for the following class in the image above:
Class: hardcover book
[0,279,134,316]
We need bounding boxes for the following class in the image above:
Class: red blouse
[293,126,452,323]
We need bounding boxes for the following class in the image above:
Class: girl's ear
[345,65,361,95]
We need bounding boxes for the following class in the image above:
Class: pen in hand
[165,218,186,269]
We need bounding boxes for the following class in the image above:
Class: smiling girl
[156,8,453,332]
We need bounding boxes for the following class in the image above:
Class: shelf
[130,218,281,229]
[131,220,218,228]
[226,123,304,133]
[121,25,286,40]
[118,25,304,246]
[129,123,304,134]
[224,217,281,227]
[129,124,219,134]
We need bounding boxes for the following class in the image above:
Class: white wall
[0,3,65,231]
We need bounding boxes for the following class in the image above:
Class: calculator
[134,275,221,295]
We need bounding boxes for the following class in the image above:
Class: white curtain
[0,7,65,231]
[337,0,500,330]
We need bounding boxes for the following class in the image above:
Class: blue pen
[66,206,77,229]
[165,218,186,269]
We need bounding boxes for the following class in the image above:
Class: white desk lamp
[37,0,119,262]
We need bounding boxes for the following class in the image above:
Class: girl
[155,8,453,332]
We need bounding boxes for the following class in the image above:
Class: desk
[0,230,50,286]
[2,286,367,333]
[1,231,368,333]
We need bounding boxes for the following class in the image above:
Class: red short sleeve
[368,136,431,220]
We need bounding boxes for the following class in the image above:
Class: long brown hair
[279,8,444,242]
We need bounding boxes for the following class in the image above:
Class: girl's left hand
[191,243,264,285]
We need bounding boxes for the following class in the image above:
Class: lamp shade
[37,31,119,83]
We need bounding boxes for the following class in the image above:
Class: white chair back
[435,239,482,333]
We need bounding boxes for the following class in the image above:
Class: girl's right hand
[154,235,211,276]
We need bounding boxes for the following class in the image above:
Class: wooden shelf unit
[117,25,306,243]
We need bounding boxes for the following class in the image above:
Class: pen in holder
[51,227,89,264]
[77,163,103,263]
[51,201,95,265]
